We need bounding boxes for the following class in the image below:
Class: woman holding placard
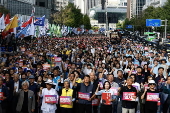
[39,79,58,113]
[95,81,117,113]
[60,80,76,113]
[141,80,160,113]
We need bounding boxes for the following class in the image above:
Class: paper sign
[146,93,159,102]
[19,60,23,67]
[122,92,136,101]
[43,64,50,70]
[110,87,118,95]
[60,96,71,105]
[54,57,62,62]
[92,98,100,106]
[99,82,103,89]
[21,47,25,52]
[78,92,90,100]
[0,92,3,100]
[132,84,140,91]
[102,93,111,105]
[144,84,149,90]
[45,95,57,103]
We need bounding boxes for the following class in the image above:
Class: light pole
[161,19,168,42]
[105,0,109,36]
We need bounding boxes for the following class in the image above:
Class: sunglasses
[149,83,155,85]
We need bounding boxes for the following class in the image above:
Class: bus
[144,32,157,41]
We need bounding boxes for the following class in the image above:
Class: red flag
[5,14,10,24]
[22,16,33,27]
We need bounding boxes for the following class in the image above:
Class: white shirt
[14,81,19,92]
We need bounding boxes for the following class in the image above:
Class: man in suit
[0,76,9,113]
[159,76,170,113]
[9,74,22,113]
[15,80,35,113]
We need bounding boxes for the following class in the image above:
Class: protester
[141,80,160,113]
[95,81,117,113]
[15,81,35,113]
[39,79,58,113]
[119,77,137,113]
[0,34,170,113]
[60,80,76,113]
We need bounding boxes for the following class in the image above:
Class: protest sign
[146,93,159,102]
[45,95,57,103]
[60,96,71,105]
[78,92,90,100]
[102,93,111,105]
[122,92,136,101]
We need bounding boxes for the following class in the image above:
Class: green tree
[52,3,84,28]
[0,6,9,14]
[83,14,91,29]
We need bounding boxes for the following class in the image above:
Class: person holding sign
[60,80,76,113]
[39,79,58,113]
[119,77,137,113]
[141,80,160,113]
[73,75,95,113]
[95,81,117,113]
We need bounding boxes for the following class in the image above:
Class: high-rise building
[127,0,145,19]
[74,0,101,14]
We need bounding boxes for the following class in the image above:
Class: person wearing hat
[141,80,160,113]
[39,79,58,113]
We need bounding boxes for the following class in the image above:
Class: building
[127,0,145,19]
[55,0,69,11]
[142,0,167,10]
[74,0,101,14]
[0,0,54,22]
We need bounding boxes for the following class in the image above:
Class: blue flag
[34,15,45,26]
[16,25,30,38]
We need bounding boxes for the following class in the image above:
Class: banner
[78,92,90,100]
[0,92,4,100]
[45,95,57,103]
[102,93,111,105]
[92,98,100,106]
[60,96,71,105]
[122,92,136,101]
[146,93,159,102]
[110,87,118,95]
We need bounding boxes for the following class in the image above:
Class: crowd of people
[0,34,170,113]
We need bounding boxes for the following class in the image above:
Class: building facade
[127,0,145,19]
[0,0,53,21]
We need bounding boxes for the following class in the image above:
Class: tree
[0,6,9,14]
[83,14,91,29]
[52,3,84,28]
